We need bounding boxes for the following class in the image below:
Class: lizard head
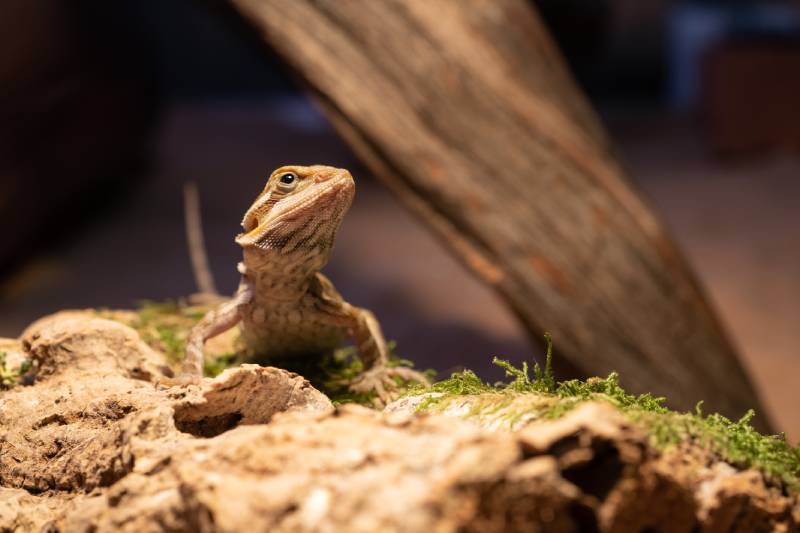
[235,165,355,253]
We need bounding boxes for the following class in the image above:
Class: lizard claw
[349,366,430,405]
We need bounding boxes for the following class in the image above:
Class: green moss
[0,352,13,389]
[413,334,800,491]
[494,332,556,393]
[131,301,202,365]
[103,301,430,401]
[630,407,800,490]
[103,301,800,489]
[266,341,433,405]
[204,353,242,378]
[100,300,239,374]
[0,351,31,390]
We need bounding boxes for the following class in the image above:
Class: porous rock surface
[0,312,797,532]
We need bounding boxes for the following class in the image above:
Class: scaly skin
[178,165,428,401]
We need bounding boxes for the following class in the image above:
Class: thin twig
[184,182,218,296]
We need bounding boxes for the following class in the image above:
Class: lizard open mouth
[235,175,354,248]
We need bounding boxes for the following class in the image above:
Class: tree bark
[228,0,773,430]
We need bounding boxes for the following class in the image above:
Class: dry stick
[184,182,218,297]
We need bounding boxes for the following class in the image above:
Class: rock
[0,311,798,532]
[696,462,799,532]
[1,312,333,523]
[64,407,599,533]
[387,396,799,532]
[21,311,171,382]
[171,364,334,438]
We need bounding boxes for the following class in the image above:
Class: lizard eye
[276,172,298,192]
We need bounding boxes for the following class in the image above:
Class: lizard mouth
[235,175,353,248]
[242,212,259,233]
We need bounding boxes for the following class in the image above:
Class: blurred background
[0,1,798,437]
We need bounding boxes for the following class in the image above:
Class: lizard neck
[242,246,329,302]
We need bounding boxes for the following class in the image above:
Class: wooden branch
[229,0,773,430]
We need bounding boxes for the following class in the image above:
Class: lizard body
[179,165,427,400]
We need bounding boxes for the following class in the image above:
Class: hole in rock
[560,441,624,501]
[569,501,600,533]
[175,412,244,438]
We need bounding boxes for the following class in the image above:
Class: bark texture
[226,0,771,429]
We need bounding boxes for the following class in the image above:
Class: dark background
[1,0,798,438]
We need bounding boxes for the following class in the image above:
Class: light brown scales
[177,165,428,401]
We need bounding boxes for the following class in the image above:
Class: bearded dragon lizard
[175,165,427,401]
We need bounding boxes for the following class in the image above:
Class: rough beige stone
[0,338,27,376]
[0,312,797,532]
[2,313,331,495]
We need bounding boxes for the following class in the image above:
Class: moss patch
[100,301,430,400]
[100,302,798,489]
[97,300,241,376]
[262,342,434,405]
[0,351,31,390]
[411,335,800,491]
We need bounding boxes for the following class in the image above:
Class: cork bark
[0,312,796,532]
[224,0,771,430]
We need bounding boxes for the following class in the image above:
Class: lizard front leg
[310,273,429,402]
[346,305,430,401]
[170,280,253,385]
